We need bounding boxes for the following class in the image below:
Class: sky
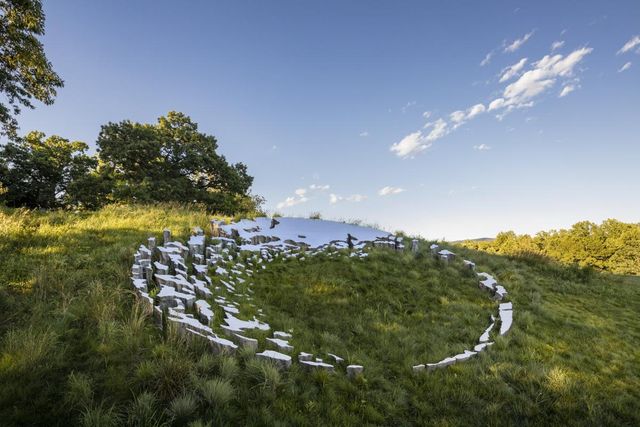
[15,0,640,240]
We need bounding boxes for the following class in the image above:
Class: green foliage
[461,219,640,275]
[66,372,94,411]
[127,392,165,427]
[0,131,96,208]
[0,0,64,138]
[96,111,258,214]
[198,378,235,407]
[168,393,198,425]
[80,403,121,427]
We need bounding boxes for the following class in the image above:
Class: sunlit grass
[0,204,638,425]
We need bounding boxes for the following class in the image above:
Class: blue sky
[17,1,640,239]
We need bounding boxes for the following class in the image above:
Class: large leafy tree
[0,0,63,138]
[0,131,96,208]
[97,111,255,213]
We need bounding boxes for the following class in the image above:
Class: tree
[97,111,256,213]
[0,0,63,138]
[0,131,95,208]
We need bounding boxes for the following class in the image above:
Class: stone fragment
[327,353,344,364]
[273,331,292,339]
[233,333,258,351]
[256,350,292,369]
[195,299,214,325]
[298,352,313,362]
[266,337,294,353]
[453,350,477,362]
[300,360,335,372]
[438,249,456,262]
[346,365,364,378]
[474,342,494,352]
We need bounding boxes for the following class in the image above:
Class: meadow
[0,204,638,426]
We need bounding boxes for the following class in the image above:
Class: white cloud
[499,58,528,82]
[501,47,592,108]
[276,184,330,209]
[504,30,535,53]
[390,131,430,158]
[551,40,565,51]
[378,186,406,196]
[401,101,417,113]
[425,119,448,141]
[488,98,505,111]
[466,103,486,119]
[309,184,330,191]
[473,144,491,151]
[329,193,367,204]
[449,110,466,123]
[618,61,632,73]
[617,35,640,55]
[359,131,369,137]
[480,51,494,66]
[347,194,366,202]
[559,84,575,97]
[422,111,432,119]
[391,118,449,158]
[276,194,308,209]
[391,47,592,159]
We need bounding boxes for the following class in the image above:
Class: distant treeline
[461,220,640,275]
[0,112,263,215]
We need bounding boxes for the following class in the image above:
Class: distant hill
[452,237,494,243]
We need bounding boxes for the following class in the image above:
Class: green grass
[0,204,639,426]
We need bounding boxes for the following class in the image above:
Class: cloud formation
[378,186,405,196]
[309,184,330,191]
[276,184,331,209]
[617,35,640,55]
[499,58,528,82]
[495,47,592,110]
[277,188,308,209]
[551,40,565,51]
[329,193,367,204]
[504,30,534,53]
[390,46,593,158]
[480,51,494,66]
[559,84,576,97]
[359,131,369,137]
[618,62,632,73]
[473,144,491,151]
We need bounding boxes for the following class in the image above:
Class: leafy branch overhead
[0,0,63,138]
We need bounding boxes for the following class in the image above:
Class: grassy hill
[0,205,639,426]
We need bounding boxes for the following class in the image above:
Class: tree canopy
[0,131,95,208]
[0,0,63,138]
[461,219,640,275]
[97,111,255,213]
[0,112,261,214]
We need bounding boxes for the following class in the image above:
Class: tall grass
[0,204,638,425]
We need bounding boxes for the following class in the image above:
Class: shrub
[199,378,235,407]
[168,393,199,425]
